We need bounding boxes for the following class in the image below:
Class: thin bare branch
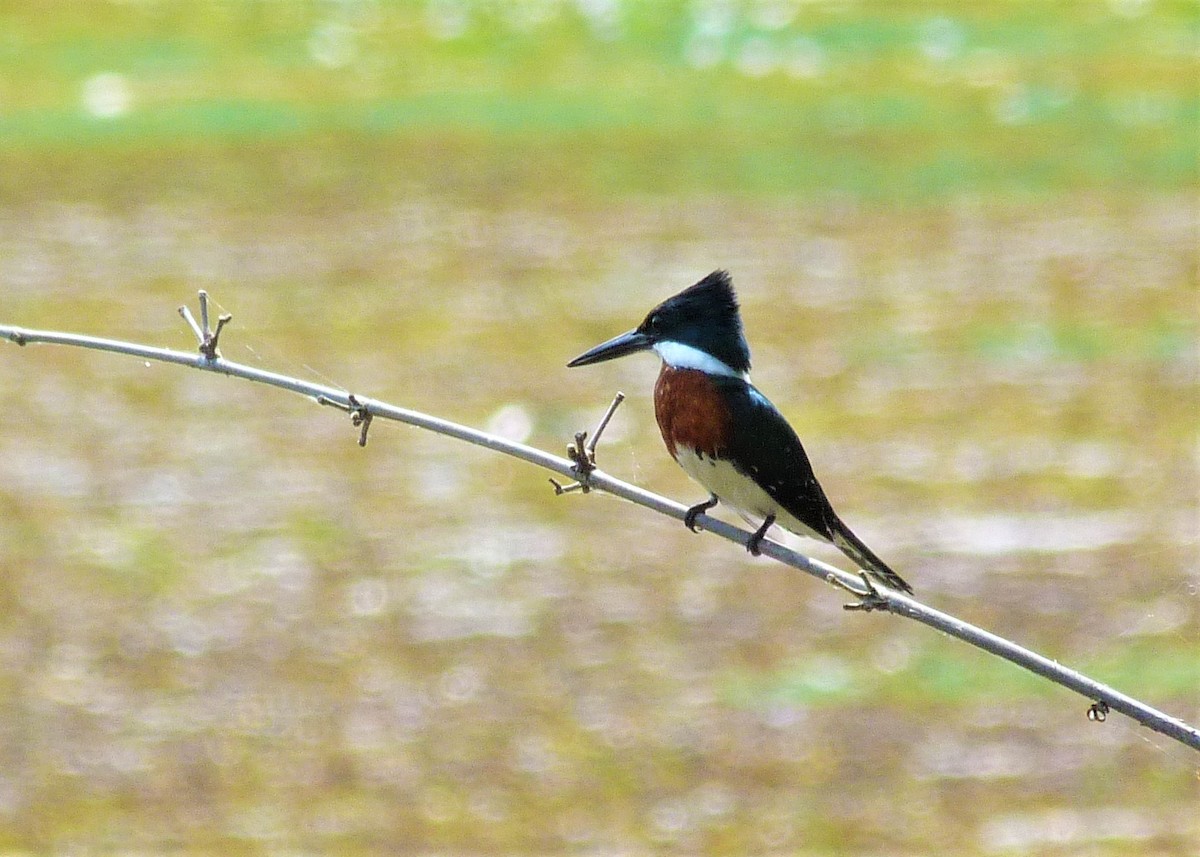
[179,290,232,359]
[550,391,626,496]
[2,311,1197,753]
[586,390,625,457]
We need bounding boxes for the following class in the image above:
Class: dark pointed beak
[567,329,653,368]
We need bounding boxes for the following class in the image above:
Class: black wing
[717,376,913,593]
[716,376,838,540]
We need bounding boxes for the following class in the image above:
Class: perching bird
[567,270,912,594]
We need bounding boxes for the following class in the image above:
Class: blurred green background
[1,0,1197,854]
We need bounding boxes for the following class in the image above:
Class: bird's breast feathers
[653,365,732,459]
[654,366,827,543]
[672,444,825,542]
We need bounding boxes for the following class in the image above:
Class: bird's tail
[829,519,913,594]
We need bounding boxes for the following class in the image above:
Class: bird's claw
[683,495,719,532]
[745,514,776,556]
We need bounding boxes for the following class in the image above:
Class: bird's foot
[746,514,776,556]
[683,495,719,532]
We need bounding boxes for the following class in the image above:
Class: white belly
[674,446,827,543]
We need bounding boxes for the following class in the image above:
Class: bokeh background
[1,1,1197,853]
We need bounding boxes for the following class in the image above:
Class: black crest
[639,270,751,374]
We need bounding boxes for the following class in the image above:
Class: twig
[550,391,625,495]
[178,290,232,360]
[317,393,373,446]
[1,305,1197,754]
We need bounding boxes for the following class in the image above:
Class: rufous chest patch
[653,366,732,460]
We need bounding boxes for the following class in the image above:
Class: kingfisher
[567,270,913,594]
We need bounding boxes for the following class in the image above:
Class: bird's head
[567,270,751,378]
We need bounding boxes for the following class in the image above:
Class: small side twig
[317,393,373,446]
[178,290,232,360]
[550,391,625,495]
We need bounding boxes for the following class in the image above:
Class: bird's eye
[646,313,661,330]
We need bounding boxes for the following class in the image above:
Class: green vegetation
[0,1,1196,201]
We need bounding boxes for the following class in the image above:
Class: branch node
[830,571,890,612]
[180,292,232,360]
[551,392,625,496]
[350,397,373,447]
[318,393,373,446]
[11,330,26,346]
[567,431,594,493]
[1088,700,1109,722]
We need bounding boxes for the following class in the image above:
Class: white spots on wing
[673,445,822,542]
